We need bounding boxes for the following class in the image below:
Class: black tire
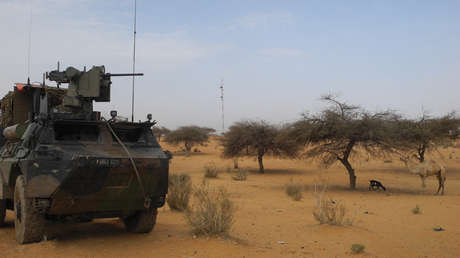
[122,208,157,233]
[0,199,5,226]
[14,176,45,244]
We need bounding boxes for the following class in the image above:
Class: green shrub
[204,162,219,178]
[185,181,234,236]
[167,173,192,211]
[350,243,365,254]
[312,184,356,225]
[232,169,248,181]
[285,179,303,201]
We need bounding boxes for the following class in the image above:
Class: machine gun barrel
[106,73,144,77]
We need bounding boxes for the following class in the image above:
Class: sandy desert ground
[1,137,460,258]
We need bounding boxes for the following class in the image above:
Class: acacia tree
[221,120,300,173]
[152,126,171,141]
[165,126,212,152]
[290,95,396,189]
[199,127,217,135]
[393,112,459,162]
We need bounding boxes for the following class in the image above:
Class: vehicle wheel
[0,199,5,226]
[122,208,157,233]
[14,176,45,244]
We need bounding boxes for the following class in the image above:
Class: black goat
[369,180,386,191]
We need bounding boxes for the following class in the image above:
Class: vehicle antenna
[219,78,225,134]
[131,0,137,122]
[27,3,33,81]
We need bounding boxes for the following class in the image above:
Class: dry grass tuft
[167,173,192,211]
[285,179,303,201]
[350,243,365,254]
[204,162,220,178]
[185,181,234,236]
[232,169,248,181]
[312,184,356,225]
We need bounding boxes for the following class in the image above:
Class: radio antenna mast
[131,0,137,122]
[27,3,33,81]
[219,78,225,133]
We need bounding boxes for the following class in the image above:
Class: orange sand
[1,138,459,257]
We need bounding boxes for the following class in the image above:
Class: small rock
[433,227,445,231]
[277,241,288,245]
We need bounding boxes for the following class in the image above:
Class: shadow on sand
[171,152,210,157]
[302,183,439,196]
[45,219,153,243]
[368,167,412,175]
[370,166,460,175]
[247,168,312,175]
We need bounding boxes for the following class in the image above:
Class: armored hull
[22,131,168,216]
[1,120,169,211]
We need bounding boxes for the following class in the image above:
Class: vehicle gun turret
[42,65,143,120]
[46,65,143,107]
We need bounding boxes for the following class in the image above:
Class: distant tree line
[163,126,215,152]
[221,94,459,189]
[154,94,459,189]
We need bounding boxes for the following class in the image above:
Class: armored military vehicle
[0,65,170,244]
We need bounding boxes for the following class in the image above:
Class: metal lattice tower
[219,79,225,134]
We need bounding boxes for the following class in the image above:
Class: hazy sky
[1,0,459,132]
